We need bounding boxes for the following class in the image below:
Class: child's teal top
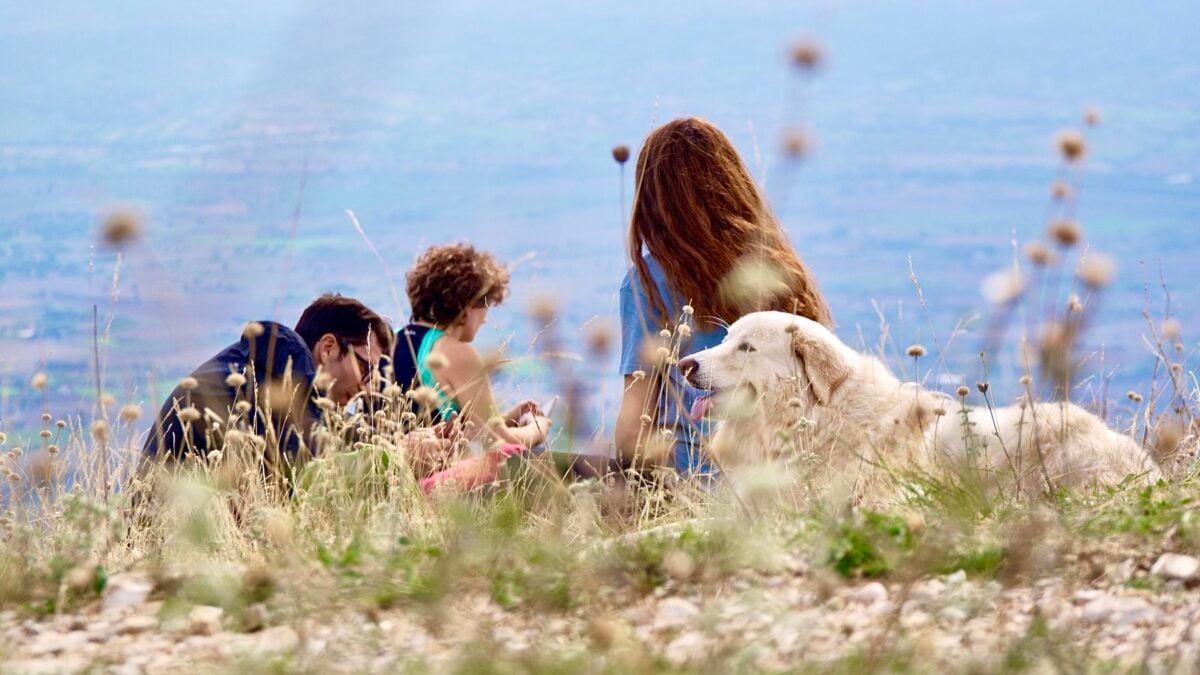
[416,327,460,420]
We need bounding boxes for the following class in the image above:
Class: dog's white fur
[681,311,1159,498]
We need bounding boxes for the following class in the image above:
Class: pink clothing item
[418,444,525,494]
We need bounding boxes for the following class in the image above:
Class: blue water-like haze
[0,0,1197,442]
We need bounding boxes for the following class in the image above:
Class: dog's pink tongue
[690,394,713,422]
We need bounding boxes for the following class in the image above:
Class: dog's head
[679,311,853,418]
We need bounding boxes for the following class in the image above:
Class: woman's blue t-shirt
[619,255,726,473]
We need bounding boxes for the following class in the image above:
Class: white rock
[188,605,224,636]
[115,615,159,636]
[849,582,888,605]
[1081,595,1160,627]
[945,570,967,586]
[940,606,969,623]
[654,598,700,631]
[664,631,708,666]
[252,625,301,656]
[28,630,89,656]
[1151,553,1200,581]
[102,575,154,613]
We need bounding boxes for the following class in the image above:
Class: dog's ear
[789,325,851,405]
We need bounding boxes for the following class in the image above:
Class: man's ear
[790,326,850,405]
[312,333,338,366]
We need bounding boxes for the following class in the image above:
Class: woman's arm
[614,374,654,465]
[434,338,550,448]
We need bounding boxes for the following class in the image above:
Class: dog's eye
[737,342,755,353]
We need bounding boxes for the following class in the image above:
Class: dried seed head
[677,324,692,337]
[99,206,144,248]
[55,420,65,429]
[177,407,201,424]
[1171,363,1183,374]
[179,377,200,391]
[0,433,6,445]
[234,401,252,415]
[956,385,971,398]
[631,369,646,381]
[425,352,450,371]
[584,321,615,355]
[682,305,694,316]
[527,293,559,324]
[1048,219,1083,247]
[1019,375,1032,386]
[408,386,440,410]
[100,393,116,409]
[225,372,247,388]
[243,321,265,339]
[1078,253,1116,289]
[1050,180,1072,201]
[91,419,110,442]
[976,381,990,394]
[981,269,1026,305]
[383,384,403,399]
[611,145,630,164]
[787,397,804,408]
[1055,129,1087,163]
[781,127,811,159]
[47,444,59,455]
[315,397,336,412]
[313,370,333,392]
[1024,242,1055,267]
[639,414,653,425]
[30,372,49,391]
[660,428,675,439]
[487,416,506,429]
[906,344,927,359]
[41,412,52,423]
[1161,318,1182,341]
[1127,391,1143,403]
[1083,106,1102,127]
[39,430,51,440]
[658,328,672,339]
[788,38,824,70]
[1066,294,1084,313]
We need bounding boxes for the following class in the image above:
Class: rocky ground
[4,551,1200,673]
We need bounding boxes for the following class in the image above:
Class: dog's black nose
[677,357,699,385]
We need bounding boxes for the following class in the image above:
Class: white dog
[678,311,1159,499]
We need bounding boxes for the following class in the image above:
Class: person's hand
[402,427,457,477]
[525,415,553,444]
[504,400,541,424]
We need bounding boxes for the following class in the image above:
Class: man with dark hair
[142,293,392,461]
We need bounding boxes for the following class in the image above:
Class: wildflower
[47,444,59,455]
[639,414,653,425]
[487,415,506,429]
[383,384,403,399]
[933,407,947,417]
[177,407,201,424]
[41,412,52,423]
[225,372,246,388]
[956,385,971,398]
[682,305,695,316]
[30,372,48,391]
[906,344,927,359]
[631,370,646,381]
[39,430,51,440]
[313,370,333,392]
[1050,180,1072,201]
[1055,129,1087,163]
[408,386,440,410]
[981,269,1025,305]
[425,352,450,370]
[1024,242,1055,266]
[1019,375,1032,386]
[611,145,630,164]
[1066,294,1084,313]
[1048,219,1083,247]
[788,38,824,70]
[91,420,110,442]
[234,401,252,415]
[781,127,811,159]
[9,448,22,458]
[787,397,803,408]
[55,420,65,429]
[206,450,223,463]
[100,393,116,408]
[1078,253,1116,288]
[6,471,17,483]
[179,376,200,391]
[1162,318,1182,341]
[1127,391,1143,403]
[660,428,675,439]
[315,397,336,412]
[1083,106,1102,126]
[976,382,990,394]
[1171,363,1183,374]
[655,346,671,362]
[659,328,672,338]
[677,324,692,337]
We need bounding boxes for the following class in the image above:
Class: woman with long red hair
[615,116,833,473]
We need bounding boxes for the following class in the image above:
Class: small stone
[849,582,888,605]
[243,603,269,632]
[252,625,300,656]
[102,575,154,613]
[115,615,159,636]
[188,605,224,636]
[1150,553,1200,581]
[1081,595,1160,627]
[28,630,89,656]
[654,597,700,631]
[664,631,709,666]
[945,570,967,586]
[939,606,969,623]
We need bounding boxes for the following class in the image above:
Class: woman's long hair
[629,117,832,330]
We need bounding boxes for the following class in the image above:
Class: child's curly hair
[406,243,510,325]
